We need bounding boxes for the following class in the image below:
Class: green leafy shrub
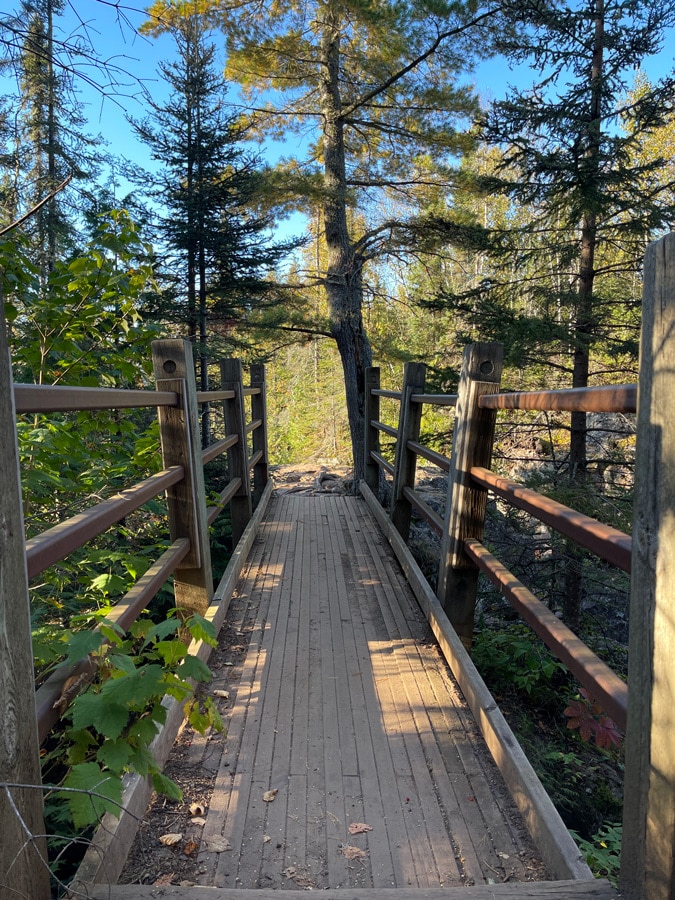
[570,822,622,885]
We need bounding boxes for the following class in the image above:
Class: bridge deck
[171,491,548,890]
[113,492,618,897]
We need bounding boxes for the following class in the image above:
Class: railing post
[152,339,213,617]
[0,305,51,898]
[249,363,268,507]
[391,362,426,542]
[364,366,381,496]
[221,358,252,546]
[437,342,503,648]
[621,233,675,900]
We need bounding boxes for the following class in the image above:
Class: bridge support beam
[391,362,426,542]
[621,233,675,900]
[153,339,213,617]
[0,301,51,899]
[437,342,503,648]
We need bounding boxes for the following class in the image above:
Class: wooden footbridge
[3,235,675,900]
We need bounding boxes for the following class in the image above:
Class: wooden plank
[437,342,503,645]
[0,300,51,899]
[348,499,534,885]
[220,358,252,546]
[361,482,593,882]
[365,366,382,495]
[249,364,268,506]
[622,232,675,900]
[391,362,426,542]
[90,878,617,898]
[152,339,213,616]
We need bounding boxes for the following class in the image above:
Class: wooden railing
[2,336,269,898]
[364,347,631,729]
[363,232,675,900]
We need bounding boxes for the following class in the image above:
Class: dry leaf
[52,672,88,712]
[263,834,271,843]
[282,867,297,878]
[263,789,278,802]
[497,852,510,860]
[159,833,182,847]
[348,822,373,835]
[224,661,234,666]
[292,874,316,888]
[153,873,174,886]
[341,845,367,860]
[191,817,207,827]
[213,690,230,699]
[189,802,205,816]
[183,839,200,857]
[207,837,232,852]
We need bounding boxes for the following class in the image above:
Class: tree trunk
[319,6,372,485]
[564,0,603,628]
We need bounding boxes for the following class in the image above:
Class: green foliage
[47,612,221,830]
[570,822,622,886]
[471,622,568,705]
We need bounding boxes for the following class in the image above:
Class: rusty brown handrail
[372,388,402,400]
[202,434,238,465]
[406,440,450,473]
[207,477,243,526]
[478,383,637,413]
[464,539,628,730]
[371,451,395,477]
[15,383,179,414]
[402,485,443,534]
[411,392,458,407]
[196,389,236,403]
[372,420,398,439]
[26,466,184,579]
[471,466,632,572]
[34,538,191,742]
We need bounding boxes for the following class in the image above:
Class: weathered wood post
[221,358,252,546]
[437,342,503,648]
[0,302,51,899]
[152,339,213,617]
[364,366,381,496]
[621,233,675,900]
[249,363,268,507]
[390,362,426,542]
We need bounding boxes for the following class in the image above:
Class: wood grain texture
[221,359,253,546]
[171,494,553,894]
[365,366,382,496]
[622,232,675,900]
[90,879,617,898]
[437,342,504,645]
[0,301,51,898]
[249,364,268,506]
[361,482,593,883]
[152,339,213,616]
[391,362,426,542]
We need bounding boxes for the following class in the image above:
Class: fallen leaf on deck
[159,833,182,846]
[213,690,229,699]
[497,852,510,860]
[282,867,297,878]
[191,817,207,826]
[348,822,373,835]
[189,802,205,816]
[292,874,316,888]
[207,837,232,852]
[263,834,271,843]
[224,661,234,666]
[183,840,199,857]
[341,845,367,860]
[263,789,278,802]
[153,873,174,885]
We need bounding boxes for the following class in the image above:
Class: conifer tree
[135,9,292,444]
[144,0,493,480]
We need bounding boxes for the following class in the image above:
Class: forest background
[2,0,675,888]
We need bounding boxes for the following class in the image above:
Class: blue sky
[8,2,675,217]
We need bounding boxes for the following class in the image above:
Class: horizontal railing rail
[365,345,633,742]
[10,341,269,753]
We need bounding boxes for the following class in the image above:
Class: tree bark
[319,5,372,486]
